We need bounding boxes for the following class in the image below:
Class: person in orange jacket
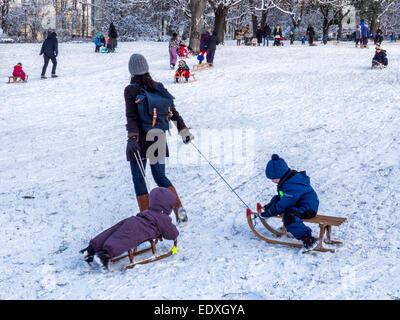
[13,62,26,81]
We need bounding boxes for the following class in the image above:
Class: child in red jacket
[13,63,26,81]
[174,60,190,83]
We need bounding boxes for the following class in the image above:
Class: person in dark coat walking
[124,53,194,223]
[108,22,118,52]
[82,187,179,270]
[260,154,319,250]
[262,24,271,46]
[375,27,383,45]
[40,31,58,79]
[256,26,263,46]
[306,24,315,46]
[206,30,219,66]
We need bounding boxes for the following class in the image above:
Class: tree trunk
[189,0,206,54]
[260,9,268,29]
[370,16,378,34]
[337,22,343,40]
[249,0,258,36]
[1,0,10,34]
[214,4,227,44]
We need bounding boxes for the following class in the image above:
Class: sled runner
[246,203,346,253]
[7,75,28,83]
[174,73,196,84]
[372,63,386,70]
[193,63,213,71]
[110,237,178,270]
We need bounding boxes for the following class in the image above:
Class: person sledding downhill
[174,60,191,83]
[371,46,388,69]
[81,187,179,270]
[259,154,319,250]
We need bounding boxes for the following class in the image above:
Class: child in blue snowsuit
[260,154,319,249]
[94,33,102,53]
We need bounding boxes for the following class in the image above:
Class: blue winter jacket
[94,34,102,46]
[274,170,319,214]
[361,26,369,38]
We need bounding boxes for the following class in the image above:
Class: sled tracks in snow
[247,203,346,253]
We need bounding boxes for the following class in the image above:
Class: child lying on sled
[259,154,319,250]
[81,187,179,270]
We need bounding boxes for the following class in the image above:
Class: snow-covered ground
[1,40,400,299]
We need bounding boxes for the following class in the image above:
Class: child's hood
[284,170,311,188]
[148,187,176,215]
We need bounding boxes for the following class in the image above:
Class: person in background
[94,33,102,53]
[206,30,219,66]
[306,24,315,46]
[273,24,282,46]
[169,33,179,69]
[355,25,362,48]
[40,31,58,79]
[108,22,118,52]
[256,25,263,46]
[289,26,296,45]
[263,24,271,47]
[236,27,243,46]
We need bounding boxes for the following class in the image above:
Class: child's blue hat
[265,154,289,179]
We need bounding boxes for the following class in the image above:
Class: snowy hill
[0,40,399,299]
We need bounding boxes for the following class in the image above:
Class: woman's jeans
[130,159,172,196]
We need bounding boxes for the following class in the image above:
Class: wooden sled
[372,63,386,70]
[7,75,28,83]
[174,73,196,84]
[192,62,213,72]
[111,237,178,270]
[246,203,346,253]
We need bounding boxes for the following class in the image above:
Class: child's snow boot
[80,244,95,266]
[94,250,110,271]
[51,74,58,78]
[41,76,47,79]
[301,235,318,250]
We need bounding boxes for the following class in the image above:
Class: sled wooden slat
[192,63,213,71]
[174,73,196,84]
[7,75,28,84]
[111,237,178,270]
[272,214,346,226]
[247,205,346,253]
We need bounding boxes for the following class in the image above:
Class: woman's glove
[179,128,194,144]
[126,136,141,161]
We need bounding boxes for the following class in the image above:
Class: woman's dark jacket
[124,81,187,159]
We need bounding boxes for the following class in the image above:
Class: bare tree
[208,0,245,43]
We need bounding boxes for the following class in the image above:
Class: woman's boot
[167,186,188,223]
